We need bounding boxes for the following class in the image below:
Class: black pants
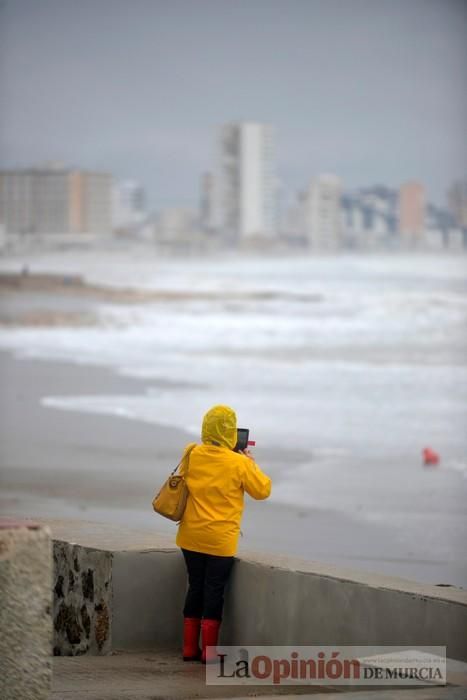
[181,548,234,621]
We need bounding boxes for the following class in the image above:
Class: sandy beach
[1,347,465,587]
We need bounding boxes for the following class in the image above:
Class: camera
[233,428,256,452]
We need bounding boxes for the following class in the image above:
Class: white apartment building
[0,166,112,235]
[217,122,276,242]
[305,174,342,249]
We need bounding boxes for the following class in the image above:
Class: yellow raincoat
[176,405,272,556]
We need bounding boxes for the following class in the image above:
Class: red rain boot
[182,617,201,661]
[201,618,221,664]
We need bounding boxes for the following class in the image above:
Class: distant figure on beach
[176,404,271,663]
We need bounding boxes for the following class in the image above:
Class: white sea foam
[2,253,466,461]
[2,251,466,579]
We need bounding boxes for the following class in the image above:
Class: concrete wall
[51,541,187,654]
[44,520,467,663]
[0,521,52,700]
[112,549,186,649]
[110,551,467,662]
[222,558,467,663]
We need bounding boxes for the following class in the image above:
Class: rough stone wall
[0,523,52,700]
[53,540,112,655]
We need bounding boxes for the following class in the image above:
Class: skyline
[1,0,466,210]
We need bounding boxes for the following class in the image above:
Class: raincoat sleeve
[241,458,272,500]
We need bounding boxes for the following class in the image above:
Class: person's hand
[242,448,254,460]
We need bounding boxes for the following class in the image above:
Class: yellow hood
[201,404,237,450]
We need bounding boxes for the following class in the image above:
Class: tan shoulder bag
[151,444,196,522]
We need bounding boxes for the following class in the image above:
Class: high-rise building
[199,172,216,232]
[398,181,425,237]
[447,180,467,229]
[217,122,276,242]
[304,174,342,249]
[0,165,112,235]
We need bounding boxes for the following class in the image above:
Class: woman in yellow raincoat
[177,404,271,663]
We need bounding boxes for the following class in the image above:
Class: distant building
[0,165,112,235]
[281,190,308,245]
[217,122,277,243]
[341,186,397,249]
[425,202,467,250]
[304,175,342,249]
[199,172,216,232]
[447,180,467,229]
[154,207,197,245]
[398,181,425,239]
[112,180,146,231]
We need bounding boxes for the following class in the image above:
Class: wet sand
[0,349,464,586]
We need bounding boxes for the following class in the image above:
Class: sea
[1,248,466,584]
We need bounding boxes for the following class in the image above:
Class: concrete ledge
[31,517,467,663]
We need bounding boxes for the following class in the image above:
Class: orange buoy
[422,447,440,466]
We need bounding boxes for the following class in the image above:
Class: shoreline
[0,269,327,305]
[1,348,466,587]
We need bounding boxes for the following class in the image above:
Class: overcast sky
[1,0,466,209]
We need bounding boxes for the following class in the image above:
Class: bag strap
[171,443,197,476]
